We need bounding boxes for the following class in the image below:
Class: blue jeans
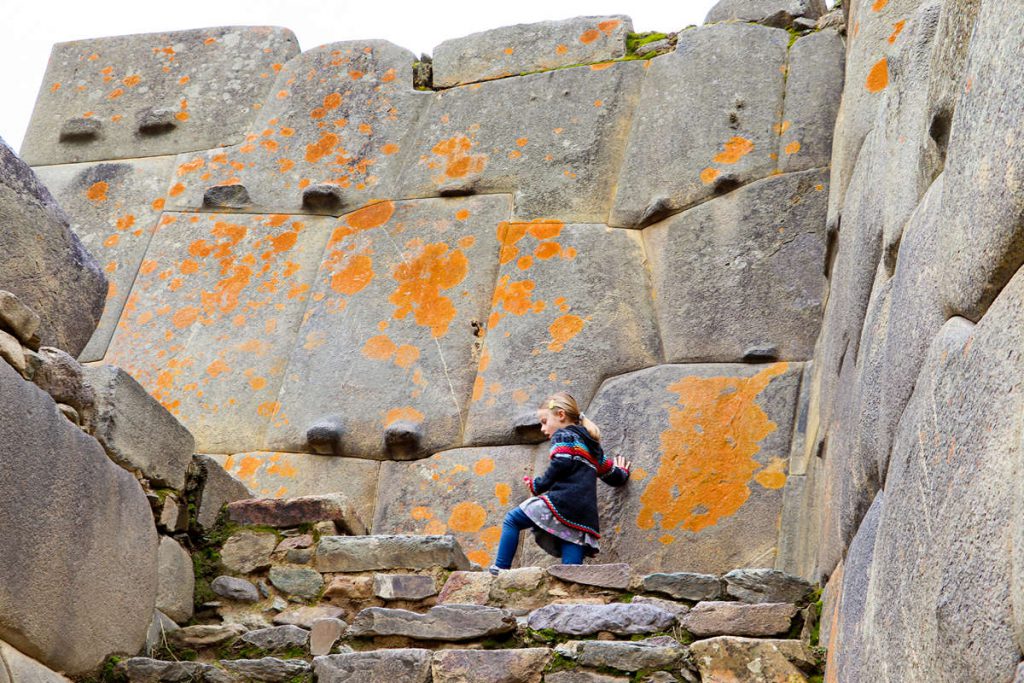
[493,506,585,569]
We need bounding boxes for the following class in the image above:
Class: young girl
[490,392,631,573]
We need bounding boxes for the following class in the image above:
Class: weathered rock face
[156,536,195,624]
[705,0,826,28]
[0,361,157,674]
[689,637,817,682]
[21,27,299,166]
[0,641,71,683]
[0,138,106,355]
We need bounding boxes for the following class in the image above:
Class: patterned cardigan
[526,424,630,538]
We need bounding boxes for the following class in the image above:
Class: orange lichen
[389,242,468,337]
[888,20,906,44]
[785,141,802,155]
[363,334,398,360]
[206,359,230,377]
[305,132,339,163]
[257,401,281,417]
[871,0,888,10]
[86,181,109,202]
[394,345,420,369]
[329,253,374,296]
[385,406,424,425]
[555,44,568,55]
[579,29,601,44]
[636,363,788,533]
[345,201,395,231]
[754,457,788,489]
[448,501,487,533]
[431,135,487,181]
[474,458,495,476]
[598,19,621,34]
[381,143,400,155]
[548,314,584,352]
[495,482,511,505]
[713,136,754,164]
[700,168,720,185]
[866,58,889,93]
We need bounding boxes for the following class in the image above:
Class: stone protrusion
[301,183,345,213]
[373,574,438,601]
[546,564,632,590]
[306,417,346,456]
[383,420,424,460]
[238,625,309,652]
[642,573,724,601]
[0,291,40,345]
[680,601,798,638]
[202,183,252,209]
[59,117,103,142]
[227,493,366,535]
[135,107,179,135]
[211,576,261,603]
[723,568,814,604]
[566,636,686,672]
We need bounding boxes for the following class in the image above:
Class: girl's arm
[599,455,632,488]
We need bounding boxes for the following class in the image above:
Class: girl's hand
[613,456,632,472]
[523,476,533,491]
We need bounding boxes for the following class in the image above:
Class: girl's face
[537,407,571,438]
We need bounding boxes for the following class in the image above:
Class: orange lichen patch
[169,183,186,197]
[257,401,281,417]
[636,363,788,533]
[140,259,158,275]
[785,141,802,155]
[503,47,514,55]
[86,181,109,202]
[329,253,374,296]
[305,132,339,163]
[278,158,295,173]
[411,506,434,521]
[171,306,199,329]
[548,314,584,352]
[489,274,542,329]
[495,482,511,505]
[701,168,720,185]
[598,19,622,34]
[871,0,888,10]
[50,82,61,92]
[385,406,425,426]
[108,88,125,100]
[363,334,398,361]
[206,358,230,377]
[713,136,755,164]
[773,120,791,135]
[177,158,205,176]
[116,214,136,231]
[526,220,563,240]
[349,70,364,80]
[472,375,486,402]
[466,549,490,566]
[448,501,487,533]
[594,100,603,107]
[579,29,601,44]
[152,197,166,211]
[480,525,501,549]
[659,535,675,545]
[555,44,568,55]
[511,389,530,405]
[346,201,396,232]
[389,242,468,338]
[754,457,788,489]
[381,143,400,155]
[103,234,120,248]
[122,74,141,87]
[454,209,472,223]
[249,376,267,390]
[517,256,534,270]
[590,62,614,71]
[888,20,906,44]
[178,75,190,85]
[474,458,495,476]
[394,345,420,369]
[534,241,562,260]
[430,135,487,181]
[866,58,889,93]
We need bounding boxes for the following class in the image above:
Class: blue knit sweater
[527,424,630,538]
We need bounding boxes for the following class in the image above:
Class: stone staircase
[109,495,825,683]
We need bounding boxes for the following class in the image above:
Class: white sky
[0,0,720,153]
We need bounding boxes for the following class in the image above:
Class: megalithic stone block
[21,26,299,165]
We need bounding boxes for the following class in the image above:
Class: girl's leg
[493,507,534,570]
[559,539,586,565]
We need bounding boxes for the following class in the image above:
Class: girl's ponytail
[543,391,602,442]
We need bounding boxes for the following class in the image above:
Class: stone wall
[21,14,845,579]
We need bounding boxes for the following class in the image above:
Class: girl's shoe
[488,565,502,576]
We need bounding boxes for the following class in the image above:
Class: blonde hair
[543,391,601,441]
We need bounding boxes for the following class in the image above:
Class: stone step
[314,534,471,572]
[226,493,367,536]
[346,604,516,641]
[527,603,678,637]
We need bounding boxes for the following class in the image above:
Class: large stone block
[227,493,364,534]
[314,535,470,572]
[681,602,797,638]
[610,23,788,228]
[0,642,72,683]
[584,363,801,574]
[214,452,379,526]
[0,138,105,356]
[923,0,981,146]
[103,212,333,453]
[464,223,660,444]
[264,196,507,460]
[313,649,433,683]
[778,30,845,173]
[193,454,249,531]
[644,169,828,363]
[859,308,1020,681]
[396,61,644,222]
[527,603,676,636]
[570,637,685,672]
[373,445,538,567]
[84,364,195,490]
[21,27,299,165]
[33,157,176,362]
[432,16,631,87]
[705,0,826,27]
[431,648,551,683]
[156,536,194,624]
[165,41,429,216]
[347,604,515,641]
[0,361,157,674]
[939,0,1024,319]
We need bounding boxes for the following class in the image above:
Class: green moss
[614,592,636,603]
[526,627,565,644]
[626,31,669,54]
[71,655,126,683]
[543,652,579,673]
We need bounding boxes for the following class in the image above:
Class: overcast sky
[0,0,721,153]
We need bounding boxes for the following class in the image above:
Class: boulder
[642,573,723,601]
[103,213,336,454]
[0,361,157,674]
[526,603,675,636]
[25,346,92,417]
[681,602,797,638]
[239,625,309,652]
[547,563,632,590]
[192,455,249,531]
[689,637,817,682]
[778,30,845,173]
[0,641,72,682]
[0,291,40,345]
[227,493,365,534]
[705,0,826,27]
[431,648,551,683]
[315,535,470,572]
[396,61,644,222]
[643,169,829,363]
[211,576,260,603]
[570,636,685,672]
[219,657,310,682]
[156,536,194,624]
[220,530,279,574]
[610,23,788,227]
[463,224,660,445]
[33,157,177,362]
[0,138,106,355]
[723,569,813,604]
[313,649,433,683]
[21,27,299,165]
[83,364,195,490]
[373,574,437,601]
[309,618,345,656]
[432,16,631,87]
[268,566,323,599]
[347,605,515,641]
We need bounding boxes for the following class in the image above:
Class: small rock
[157,494,188,533]
[221,530,278,574]
[437,571,493,605]
[269,597,288,612]
[527,603,676,636]
[211,575,261,602]
[285,548,313,564]
[347,604,515,641]
[643,572,723,601]
[240,624,310,651]
[0,329,27,377]
[169,623,247,647]
[313,520,337,536]
[57,403,79,424]
[156,536,194,624]
[324,574,374,600]
[637,38,674,56]
[547,563,632,590]
[689,636,817,681]
[631,595,691,622]
[0,290,41,343]
[143,610,180,656]
[228,493,366,535]
[681,601,797,638]
[575,636,685,672]
[119,657,213,682]
[723,568,813,604]
[373,573,437,600]
[219,657,310,682]
[639,672,677,683]
[273,604,347,628]
[313,649,433,682]
[431,648,551,683]
[275,534,314,553]
[269,566,324,598]
[816,9,845,31]
[193,454,249,531]
[309,617,346,656]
